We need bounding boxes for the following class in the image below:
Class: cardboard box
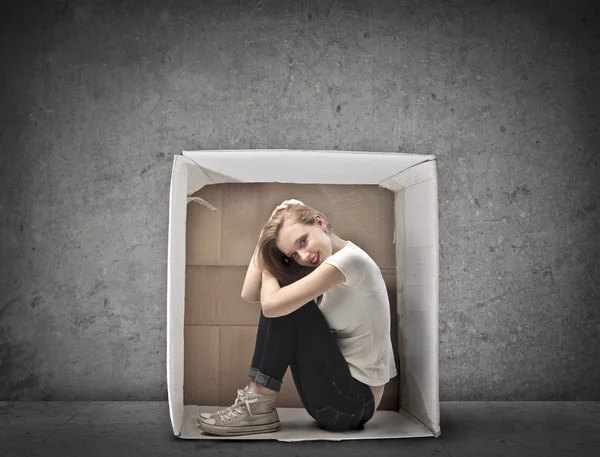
[167,150,440,441]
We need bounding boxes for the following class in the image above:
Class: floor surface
[1,401,599,456]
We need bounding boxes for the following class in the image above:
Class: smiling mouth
[310,253,319,265]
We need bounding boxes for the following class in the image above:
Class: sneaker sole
[198,420,281,436]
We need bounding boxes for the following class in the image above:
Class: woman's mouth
[310,253,320,265]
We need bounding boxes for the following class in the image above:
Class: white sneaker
[197,386,281,436]
[196,386,250,421]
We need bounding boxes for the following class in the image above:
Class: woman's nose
[300,250,311,262]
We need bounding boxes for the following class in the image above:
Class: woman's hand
[259,199,305,241]
[269,199,305,220]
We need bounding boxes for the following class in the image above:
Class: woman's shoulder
[333,240,363,261]
[345,241,370,258]
[345,241,380,271]
[332,240,375,267]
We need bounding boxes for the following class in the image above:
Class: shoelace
[217,389,259,421]
[216,388,247,417]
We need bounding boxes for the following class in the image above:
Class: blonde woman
[197,199,397,436]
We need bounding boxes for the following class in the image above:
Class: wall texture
[0,0,598,401]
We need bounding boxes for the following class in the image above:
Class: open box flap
[382,160,440,437]
[180,407,435,441]
[167,155,187,436]
[182,149,434,187]
[168,155,213,436]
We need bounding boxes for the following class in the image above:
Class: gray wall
[1,0,598,401]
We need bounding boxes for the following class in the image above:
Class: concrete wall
[1,0,598,401]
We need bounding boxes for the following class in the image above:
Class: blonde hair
[256,204,336,287]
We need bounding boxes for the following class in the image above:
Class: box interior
[184,182,399,411]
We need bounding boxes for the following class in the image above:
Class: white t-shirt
[320,240,398,386]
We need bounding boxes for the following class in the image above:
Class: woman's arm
[241,244,262,303]
[261,265,345,318]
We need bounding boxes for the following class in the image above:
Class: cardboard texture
[167,150,440,441]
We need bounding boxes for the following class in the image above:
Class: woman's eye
[290,238,306,260]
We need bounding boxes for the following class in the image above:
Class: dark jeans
[248,299,376,431]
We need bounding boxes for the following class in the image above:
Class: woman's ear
[315,215,326,230]
[323,221,331,234]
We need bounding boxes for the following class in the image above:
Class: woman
[197,199,397,436]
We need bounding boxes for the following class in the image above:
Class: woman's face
[276,216,331,267]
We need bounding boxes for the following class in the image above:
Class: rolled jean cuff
[253,371,283,392]
[248,367,259,379]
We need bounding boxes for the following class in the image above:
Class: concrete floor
[1,402,599,456]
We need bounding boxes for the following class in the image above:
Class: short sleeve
[322,249,366,288]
